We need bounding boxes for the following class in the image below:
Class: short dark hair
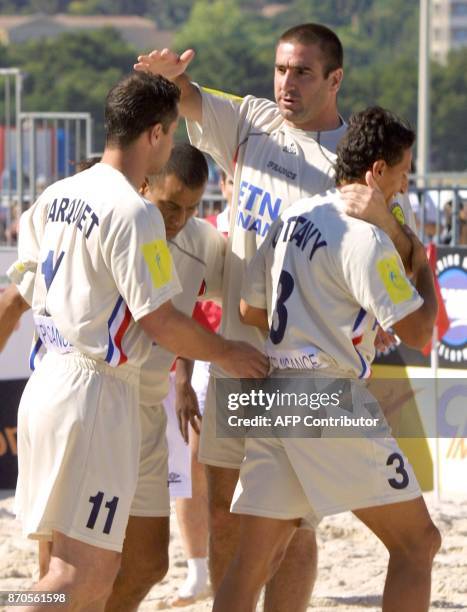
[148,142,208,189]
[105,72,180,148]
[334,106,415,185]
[279,23,343,77]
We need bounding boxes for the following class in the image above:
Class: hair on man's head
[105,72,180,148]
[147,142,209,190]
[279,23,343,77]
[334,106,415,185]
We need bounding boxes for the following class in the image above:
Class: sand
[0,491,465,611]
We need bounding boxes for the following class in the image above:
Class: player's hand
[175,380,201,444]
[216,341,269,378]
[340,171,389,228]
[134,48,195,81]
[374,326,397,353]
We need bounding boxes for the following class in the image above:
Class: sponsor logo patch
[377,255,412,304]
[141,240,173,288]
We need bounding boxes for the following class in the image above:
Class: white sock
[178,557,208,599]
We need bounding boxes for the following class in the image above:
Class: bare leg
[213,515,298,612]
[263,528,317,612]
[105,516,169,612]
[8,530,120,612]
[38,541,52,579]
[353,496,441,612]
[205,465,241,591]
[206,464,318,610]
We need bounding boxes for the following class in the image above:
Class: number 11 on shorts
[86,491,119,534]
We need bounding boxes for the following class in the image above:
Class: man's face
[220,174,234,205]
[376,148,413,204]
[274,41,341,130]
[144,174,205,239]
[148,117,178,175]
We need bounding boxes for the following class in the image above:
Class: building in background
[0,14,172,50]
[432,0,467,63]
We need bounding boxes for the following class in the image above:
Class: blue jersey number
[270,270,294,345]
[41,250,65,292]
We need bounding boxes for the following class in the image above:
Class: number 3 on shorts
[386,452,409,489]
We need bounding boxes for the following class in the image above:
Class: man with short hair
[8,73,267,612]
[135,24,413,608]
[106,142,227,611]
[219,106,440,612]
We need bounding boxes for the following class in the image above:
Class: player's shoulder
[242,95,283,131]
[176,216,224,250]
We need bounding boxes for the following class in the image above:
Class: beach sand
[1,491,465,611]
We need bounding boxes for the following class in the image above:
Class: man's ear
[372,159,386,178]
[329,68,343,92]
[149,123,163,147]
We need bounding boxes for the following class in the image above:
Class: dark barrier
[0,379,27,489]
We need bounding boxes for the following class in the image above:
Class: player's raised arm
[139,300,269,378]
[134,48,202,122]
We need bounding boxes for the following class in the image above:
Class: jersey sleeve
[11,193,49,305]
[186,87,250,176]
[201,221,226,301]
[342,227,424,331]
[102,203,181,321]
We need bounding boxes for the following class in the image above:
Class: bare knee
[119,548,169,593]
[391,521,442,565]
[50,553,121,603]
[206,466,238,536]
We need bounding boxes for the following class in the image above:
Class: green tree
[7,28,136,149]
[175,0,276,99]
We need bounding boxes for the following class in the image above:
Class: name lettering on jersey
[277,215,327,262]
[47,197,99,239]
[376,255,413,304]
[236,180,282,238]
[266,161,297,181]
[141,239,173,288]
[34,314,72,354]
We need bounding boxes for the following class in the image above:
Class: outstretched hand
[134,48,195,81]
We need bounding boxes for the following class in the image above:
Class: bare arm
[0,284,30,352]
[139,300,268,378]
[134,48,202,122]
[392,231,437,349]
[239,300,269,331]
[175,358,200,443]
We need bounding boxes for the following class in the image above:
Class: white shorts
[15,352,140,552]
[191,360,210,416]
[199,374,245,469]
[163,373,191,499]
[130,403,170,516]
[231,378,421,526]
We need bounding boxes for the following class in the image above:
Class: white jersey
[187,91,345,368]
[140,216,225,404]
[18,163,181,368]
[242,189,423,379]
